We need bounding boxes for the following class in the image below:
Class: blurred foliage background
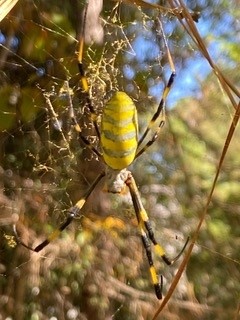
[0,0,239,319]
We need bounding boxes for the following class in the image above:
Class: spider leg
[125,172,188,299]
[77,1,100,139]
[125,172,164,299]
[63,2,102,159]
[14,171,105,252]
[45,81,102,160]
[136,18,176,159]
[73,120,103,159]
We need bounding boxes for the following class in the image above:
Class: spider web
[0,1,239,320]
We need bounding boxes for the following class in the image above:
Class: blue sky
[121,0,238,108]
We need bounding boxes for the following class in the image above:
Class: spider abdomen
[101,91,138,170]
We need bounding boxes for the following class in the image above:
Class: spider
[14,3,189,299]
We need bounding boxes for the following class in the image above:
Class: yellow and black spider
[14,3,189,299]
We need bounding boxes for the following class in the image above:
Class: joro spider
[14,4,189,300]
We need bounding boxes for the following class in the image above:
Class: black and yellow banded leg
[125,172,189,299]
[136,18,176,158]
[139,219,163,299]
[77,1,100,139]
[73,120,103,159]
[125,172,167,299]
[74,1,101,156]
[62,81,102,159]
[14,171,105,252]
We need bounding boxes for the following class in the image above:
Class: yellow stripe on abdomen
[101,92,138,170]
